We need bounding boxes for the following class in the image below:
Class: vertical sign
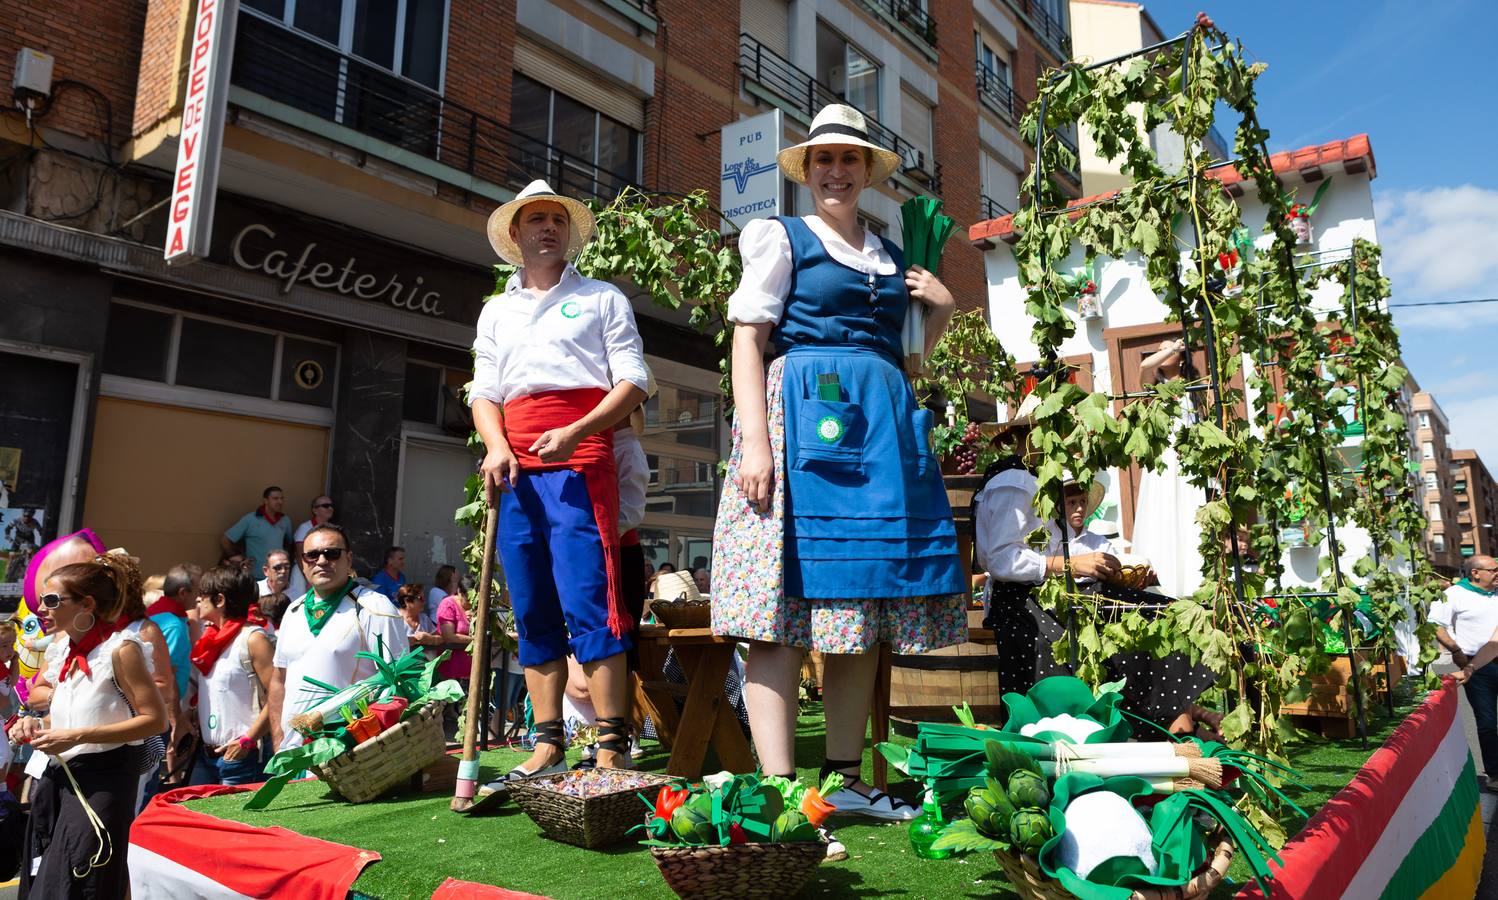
[719,109,781,234]
[164,0,239,265]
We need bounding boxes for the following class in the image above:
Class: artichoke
[670,801,718,845]
[1006,770,1051,810]
[770,809,819,843]
[1009,809,1054,856]
[965,782,1016,839]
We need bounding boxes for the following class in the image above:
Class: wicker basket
[994,838,1234,900]
[650,599,712,630]
[311,699,447,803]
[650,841,827,899]
[509,770,678,848]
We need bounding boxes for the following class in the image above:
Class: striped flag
[129,784,378,899]
[1239,680,1484,899]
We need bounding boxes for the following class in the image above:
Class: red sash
[503,388,630,638]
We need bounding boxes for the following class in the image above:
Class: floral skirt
[711,357,967,654]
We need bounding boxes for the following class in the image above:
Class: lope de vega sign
[720,109,782,234]
[164,0,238,264]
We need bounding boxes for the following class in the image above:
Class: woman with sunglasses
[9,552,167,899]
[190,563,275,785]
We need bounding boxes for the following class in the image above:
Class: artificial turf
[184,695,1420,899]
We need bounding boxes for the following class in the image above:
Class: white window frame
[511,71,646,189]
[1423,441,1435,460]
[0,338,93,533]
[1419,412,1430,428]
[249,0,452,94]
[1429,502,1442,522]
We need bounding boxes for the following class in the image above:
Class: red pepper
[653,785,689,821]
[1218,250,1238,270]
[729,822,749,845]
[1083,280,1096,294]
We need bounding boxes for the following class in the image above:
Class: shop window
[279,338,340,408]
[645,452,720,519]
[509,72,642,200]
[402,361,473,435]
[175,318,277,399]
[403,362,442,424]
[103,303,173,382]
[644,385,721,452]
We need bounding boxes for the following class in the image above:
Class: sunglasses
[38,593,72,610]
[314,502,334,509]
[303,548,347,563]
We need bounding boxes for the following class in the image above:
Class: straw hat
[652,570,702,602]
[979,392,1042,438]
[1062,473,1106,522]
[777,104,902,185]
[485,179,596,265]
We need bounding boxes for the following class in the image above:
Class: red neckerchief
[503,388,629,638]
[191,618,245,675]
[59,616,126,682]
[247,605,270,629]
[257,505,284,525]
[144,596,187,619]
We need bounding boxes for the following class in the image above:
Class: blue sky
[1139,0,1498,466]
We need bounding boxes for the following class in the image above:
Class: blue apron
[772,216,963,600]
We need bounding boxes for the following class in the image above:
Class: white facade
[977,139,1392,589]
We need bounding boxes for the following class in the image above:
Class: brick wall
[442,0,514,218]
[131,0,191,136]
[644,0,739,205]
[0,0,147,146]
[929,0,985,313]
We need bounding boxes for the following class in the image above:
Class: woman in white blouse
[10,552,166,899]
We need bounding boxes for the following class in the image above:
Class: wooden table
[631,625,756,780]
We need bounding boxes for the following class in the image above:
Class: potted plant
[1281,179,1333,247]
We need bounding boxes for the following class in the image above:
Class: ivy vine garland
[1007,14,1434,838]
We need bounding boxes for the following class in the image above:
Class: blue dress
[773,217,965,600]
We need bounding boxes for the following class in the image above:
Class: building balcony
[977,66,1014,123]
[1028,2,1072,59]
[1053,129,1081,184]
[738,34,941,193]
[230,14,639,209]
[980,194,1012,222]
[856,0,938,57]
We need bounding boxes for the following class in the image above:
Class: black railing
[616,0,657,14]
[231,14,640,205]
[738,33,941,192]
[980,194,1012,221]
[1029,2,1072,58]
[859,0,938,49]
[1052,129,1081,182]
[976,65,1013,121]
[1208,123,1232,158]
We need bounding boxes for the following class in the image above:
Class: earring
[72,611,97,633]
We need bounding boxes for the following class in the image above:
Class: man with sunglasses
[266,523,408,751]
[290,496,335,598]
[1433,554,1498,788]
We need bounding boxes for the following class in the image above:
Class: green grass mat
[185,696,1416,899]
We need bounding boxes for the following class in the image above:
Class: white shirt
[1430,581,1498,655]
[273,583,409,750]
[974,469,1114,585]
[615,427,649,534]
[727,216,899,325]
[45,629,154,761]
[289,520,318,597]
[469,265,649,407]
[196,626,266,746]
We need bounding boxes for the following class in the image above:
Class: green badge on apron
[817,416,844,443]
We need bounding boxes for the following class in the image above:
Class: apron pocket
[912,407,935,475]
[794,399,865,476]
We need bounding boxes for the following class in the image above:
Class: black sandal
[466,719,569,812]
[818,759,918,821]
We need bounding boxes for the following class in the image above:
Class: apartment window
[243,0,448,90]
[640,379,723,573]
[818,23,881,118]
[1423,441,1435,460]
[1430,502,1442,522]
[900,86,934,171]
[102,301,339,408]
[1424,471,1438,491]
[1419,412,1430,428]
[510,73,642,200]
[1433,534,1446,552]
[975,34,1011,88]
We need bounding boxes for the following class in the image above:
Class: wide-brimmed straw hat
[777,104,902,185]
[979,393,1042,438]
[486,179,596,265]
[1062,473,1106,521]
[652,570,702,602]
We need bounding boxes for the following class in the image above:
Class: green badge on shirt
[817,416,844,443]
[560,300,581,319]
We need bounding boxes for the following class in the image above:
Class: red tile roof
[969,133,1375,245]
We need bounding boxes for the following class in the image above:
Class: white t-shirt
[615,428,649,534]
[45,628,154,761]
[727,216,899,326]
[196,626,268,746]
[273,583,409,750]
[469,265,649,407]
[1430,581,1498,655]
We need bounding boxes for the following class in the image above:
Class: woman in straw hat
[468,179,650,790]
[711,104,966,821]
[973,405,1220,736]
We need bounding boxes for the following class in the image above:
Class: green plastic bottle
[907,788,953,859]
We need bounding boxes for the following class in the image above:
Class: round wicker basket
[509,771,678,848]
[650,840,827,899]
[649,599,712,630]
[993,838,1234,900]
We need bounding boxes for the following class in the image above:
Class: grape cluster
[951,421,983,474]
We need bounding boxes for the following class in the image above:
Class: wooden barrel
[890,611,1001,725]
[944,473,984,581]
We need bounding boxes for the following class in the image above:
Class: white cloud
[1377,185,1498,300]
[1429,371,1498,398]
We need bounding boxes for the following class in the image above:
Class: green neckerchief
[303,579,356,636]
[1457,578,1495,597]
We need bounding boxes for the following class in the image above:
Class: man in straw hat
[973,398,1220,736]
[469,180,649,787]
